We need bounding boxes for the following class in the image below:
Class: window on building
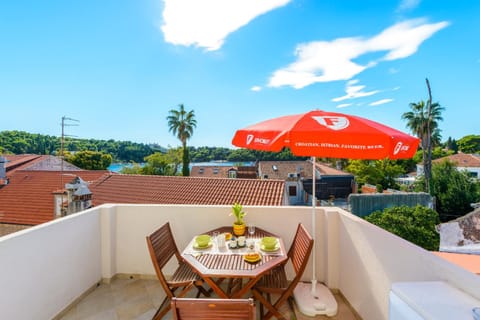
[288,185,297,196]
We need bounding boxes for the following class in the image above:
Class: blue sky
[0,0,478,148]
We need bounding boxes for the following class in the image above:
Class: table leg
[202,277,229,298]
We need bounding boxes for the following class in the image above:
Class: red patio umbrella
[232,109,419,159]
[232,109,419,316]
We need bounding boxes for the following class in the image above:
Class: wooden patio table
[181,226,287,299]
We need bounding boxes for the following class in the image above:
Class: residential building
[437,207,480,254]
[190,165,256,179]
[417,152,480,179]
[0,155,286,236]
[90,173,286,207]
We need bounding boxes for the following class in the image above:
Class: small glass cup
[247,239,255,252]
[212,231,219,241]
[248,223,255,238]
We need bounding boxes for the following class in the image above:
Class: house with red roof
[0,155,286,236]
[417,152,480,179]
[90,173,286,207]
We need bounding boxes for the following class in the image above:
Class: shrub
[364,205,440,251]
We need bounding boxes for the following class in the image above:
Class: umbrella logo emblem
[393,142,411,155]
[246,134,254,145]
[394,142,403,155]
[313,116,349,131]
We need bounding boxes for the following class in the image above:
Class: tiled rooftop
[433,252,480,275]
[90,174,285,206]
[0,170,108,225]
[433,152,480,167]
[3,154,81,173]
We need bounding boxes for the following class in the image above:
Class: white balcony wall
[2,203,480,320]
[335,210,480,320]
[110,204,320,279]
[0,209,102,320]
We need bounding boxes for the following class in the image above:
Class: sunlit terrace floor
[58,277,359,320]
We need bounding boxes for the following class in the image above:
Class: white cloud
[336,103,352,109]
[397,0,421,12]
[332,79,379,102]
[250,86,262,92]
[268,18,449,89]
[161,0,290,51]
[370,99,394,106]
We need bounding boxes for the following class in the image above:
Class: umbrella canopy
[232,109,420,160]
[231,109,420,316]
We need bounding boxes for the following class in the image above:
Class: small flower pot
[233,223,246,236]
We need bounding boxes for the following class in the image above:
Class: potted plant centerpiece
[231,202,246,236]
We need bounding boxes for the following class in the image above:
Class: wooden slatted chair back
[171,298,256,320]
[288,223,314,277]
[251,223,314,320]
[147,222,181,271]
[147,222,210,319]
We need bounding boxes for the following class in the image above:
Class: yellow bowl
[195,234,211,247]
[261,237,277,250]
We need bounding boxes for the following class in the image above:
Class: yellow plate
[193,241,213,250]
[244,253,262,263]
[260,242,280,252]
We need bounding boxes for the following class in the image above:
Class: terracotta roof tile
[433,153,480,167]
[0,170,108,225]
[90,174,285,206]
[433,251,480,274]
[2,154,81,173]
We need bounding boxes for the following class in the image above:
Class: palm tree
[167,104,197,176]
[402,100,444,192]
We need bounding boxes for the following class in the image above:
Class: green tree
[457,135,480,154]
[120,163,143,174]
[141,152,174,175]
[365,205,440,250]
[67,150,112,170]
[445,136,458,153]
[402,100,444,193]
[345,159,405,191]
[167,104,197,176]
[414,160,480,222]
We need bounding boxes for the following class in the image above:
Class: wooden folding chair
[146,222,210,319]
[251,223,314,320]
[171,297,256,320]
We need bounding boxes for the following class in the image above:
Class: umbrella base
[294,281,338,317]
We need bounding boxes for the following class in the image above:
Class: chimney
[0,156,8,186]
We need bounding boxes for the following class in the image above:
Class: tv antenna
[60,116,79,216]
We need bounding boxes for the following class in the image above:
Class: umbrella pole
[311,156,317,293]
[293,156,337,317]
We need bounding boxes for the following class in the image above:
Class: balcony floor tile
[58,278,359,320]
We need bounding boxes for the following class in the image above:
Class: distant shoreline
[108,161,254,173]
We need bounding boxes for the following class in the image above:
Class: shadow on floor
[58,278,359,320]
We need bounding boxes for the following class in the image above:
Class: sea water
[108,161,254,173]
